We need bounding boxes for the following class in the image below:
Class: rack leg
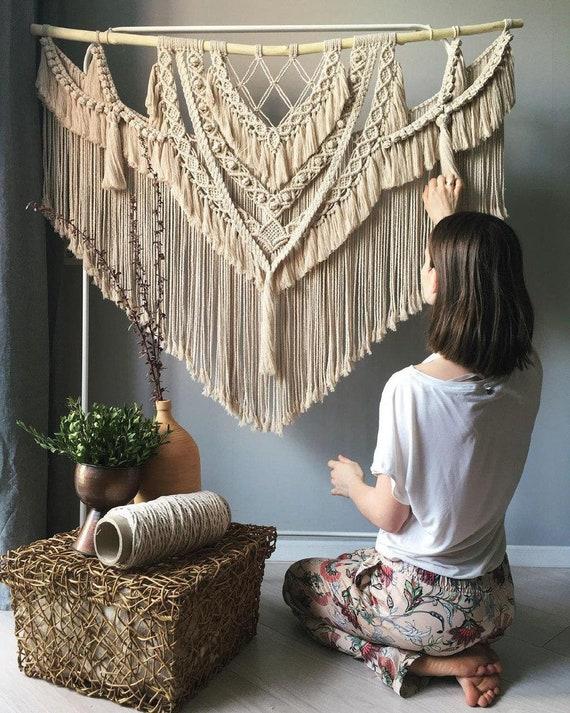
[80,266,89,526]
[79,45,94,529]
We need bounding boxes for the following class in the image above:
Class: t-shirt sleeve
[370,375,411,506]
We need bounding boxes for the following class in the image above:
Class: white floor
[1,562,569,712]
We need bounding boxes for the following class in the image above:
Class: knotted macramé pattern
[36,28,515,432]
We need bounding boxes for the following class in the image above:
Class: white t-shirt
[370,349,543,578]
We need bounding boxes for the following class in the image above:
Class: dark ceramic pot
[73,463,142,556]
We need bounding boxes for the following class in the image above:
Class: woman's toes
[456,676,481,706]
[476,662,501,675]
[472,646,502,676]
[476,664,490,674]
[476,689,495,707]
[479,690,495,707]
[457,673,501,707]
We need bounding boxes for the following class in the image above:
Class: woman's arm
[326,175,462,533]
[328,455,411,533]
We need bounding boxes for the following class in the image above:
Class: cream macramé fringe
[36,29,515,432]
[204,42,352,191]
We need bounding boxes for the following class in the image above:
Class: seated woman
[282,175,542,708]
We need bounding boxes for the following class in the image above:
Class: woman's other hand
[422,174,463,224]
[328,454,364,497]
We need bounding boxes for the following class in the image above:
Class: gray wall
[42,1,570,545]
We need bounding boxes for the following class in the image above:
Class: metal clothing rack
[31,19,524,525]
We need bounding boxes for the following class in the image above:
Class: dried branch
[27,139,168,403]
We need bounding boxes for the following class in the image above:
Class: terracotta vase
[135,399,201,503]
[73,464,142,556]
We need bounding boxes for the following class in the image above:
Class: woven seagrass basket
[0,522,277,712]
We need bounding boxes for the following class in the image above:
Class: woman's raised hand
[327,454,364,498]
[422,174,463,225]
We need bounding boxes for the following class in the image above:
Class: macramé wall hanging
[34,20,517,432]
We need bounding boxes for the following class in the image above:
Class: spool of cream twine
[94,491,231,569]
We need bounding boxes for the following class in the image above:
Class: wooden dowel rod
[30,19,524,56]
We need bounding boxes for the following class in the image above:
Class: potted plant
[17,397,170,556]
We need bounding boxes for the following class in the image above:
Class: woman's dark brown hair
[427,211,534,378]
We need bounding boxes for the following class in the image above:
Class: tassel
[423,125,437,171]
[385,63,409,133]
[273,145,289,191]
[408,133,423,178]
[124,124,139,167]
[436,111,460,179]
[84,55,105,101]
[145,63,163,129]
[101,114,127,190]
[35,48,50,97]
[453,52,467,98]
[259,273,277,377]
[151,139,162,177]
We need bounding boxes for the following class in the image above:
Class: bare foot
[456,672,501,707]
[409,643,502,678]
[409,643,502,707]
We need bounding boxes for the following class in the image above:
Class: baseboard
[272,531,570,567]
[273,531,376,562]
[505,545,570,567]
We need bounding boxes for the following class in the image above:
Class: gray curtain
[0,0,49,608]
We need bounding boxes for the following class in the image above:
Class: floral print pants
[282,547,515,697]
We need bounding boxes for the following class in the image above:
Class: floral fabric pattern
[282,547,515,697]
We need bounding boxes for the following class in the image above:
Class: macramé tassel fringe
[41,109,509,432]
[35,32,515,431]
[205,66,350,190]
[259,274,278,377]
[101,114,127,190]
[36,34,514,292]
[437,112,460,178]
[145,63,164,131]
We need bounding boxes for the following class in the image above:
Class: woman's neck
[414,353,477,381]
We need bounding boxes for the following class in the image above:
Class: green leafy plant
[17,398,170,468]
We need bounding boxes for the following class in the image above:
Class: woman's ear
[424,265,438,305]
